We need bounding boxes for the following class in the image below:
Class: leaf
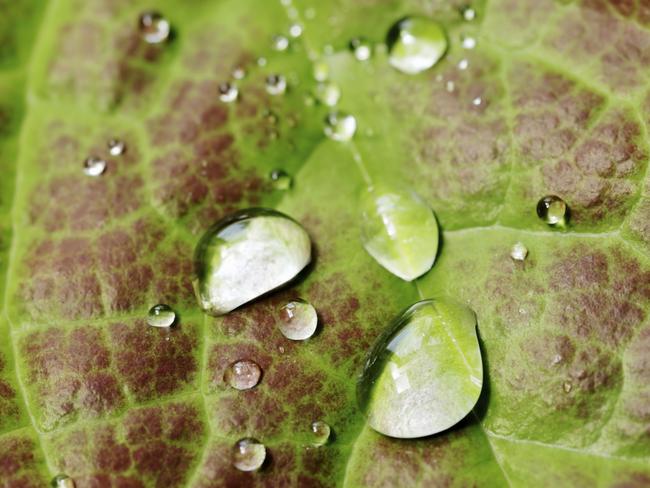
[1,0,650,487]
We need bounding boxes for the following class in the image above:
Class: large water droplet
[315,82,341,107]
[265,74,287,95]
[51,474,75,488]
[536,195,569,227]
[218,82,239,103]
[324,112,356,141]
[386,16,448,74]
[310,420,331,446]
[193,209,311,315]
[510,242,528,262]
[360,187,438,281]
[272,34,290,51]
[138,11,170,44]
[147,304,176,328]
[107,139,126,156]
[278,300,318,340]
[350,37,372,61]
[232,438,266,471]
[357,299,483,438]
[83,156,106,176]
[269,169,292,190]
[224,359,262,390]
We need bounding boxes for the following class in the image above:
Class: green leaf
[1,0,650,487]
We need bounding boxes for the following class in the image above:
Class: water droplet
[232,67,246,80]
[83,156,106,176]
[552,354,563,365]
[461,6,476,21]
[51,475,75,488]
[536,195,569,227]
[272,35,289,51]
[350,37,372,61]
[224,359,262,390]
[265,74,287,95]
[510,242,528,262]
[310,420,331,446]
[386,16,448,74]
[313,60,329,82]
[315,82,341,107]
[445,80,455,92]
[193,208,311,315]
[360,187,439,281]
[289,24,303,38]
[257,57,267,66]
[138,11,170,44]
[232,438,266,471]
[563,381,572,393]
[305,7,316,19]
[357,299,483,438]
[458,59,469,70]
[269,169,292,190]
[472,96,482,106]
[147,304,176,328]
[324,111,356,141]
[218,82,239,103]
[462,36,477,49]
[278,300,318,340]
[107,139,126,156]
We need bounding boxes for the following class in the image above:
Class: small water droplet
[350,37,372,61]
[462,36,477,49]
[224,359,262,390]
[257,57,267,67]
[269,169,292,190]
[536,195,569,227]
[563,381,572,393]
[313,60,329,82]
[458,59,469,70]
[107,139,126,156]
[289,24,303,38]
[272,35,289,51]
[138,11,170,44]
[232,438,266,471]
[386,16,448,74]
[218,82,239,103]
[461,6,476,21]
[472,96,482,106]
[315,82,341,106]
[83,156,106,176]
[446,80,455,92]
[147,304,176,328]
[193,209,311,315]
[324,111,356,141]
[310,420,331,446]
[278,300,318,340]
[51,474,75,488]
[232,67,246,80]
[265,74,287,95]
[552,354,563,365]
[510,242,528,261]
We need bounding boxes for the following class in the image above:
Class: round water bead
[350,37,372,61]
[51,474,75,488]
[83,156,106,176]
[310,420,331,446]
[138,11,170,44]
[218,82,239,103]
[224,359,262,390]
[147,304,176,328]
[510,242,528,261]
[386,16,448,74]
[269,169,292,190]
[107,139,125,156]
[193,208,311,315]
[272,34,289,51]
[232,438,266,471]
[315,82,341,107]
[324,112,357,141]
[265,74,287,95]
[537,195,568,226]
[278,300,318,340]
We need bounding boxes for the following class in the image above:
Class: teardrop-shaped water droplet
[324,112,356,141]
[83,156,106,176]
[193,208,311,315]
[310,420,331,446]
[360,187,438,281]
[278,300,317,340]
[510,242,528,261]
[315,82,341,107]
[536,195,569,227]
[232,438,266,471]
[107,139,126,156]
[272,34,290,51]
[147,304,176,328]
[357,299,483,438]
[461,6,476,21]
[218,82,239,103]
[224,359,262,390]
[350,37,372,61]
[51,474,75,488]
[265,74,287,95]
[386,16,448,74]
[138,11,170,44]
[269,169,292,190]
[313,61,329,82]
[289,23,303,38]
